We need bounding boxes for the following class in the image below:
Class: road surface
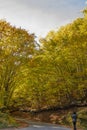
[1,122,71,130]
[19,124,71,130]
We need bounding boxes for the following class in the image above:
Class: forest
[0,8,87,129]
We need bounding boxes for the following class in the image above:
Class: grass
[78,108,87,130]
[0,112,18,128]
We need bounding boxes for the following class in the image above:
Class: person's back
[72,112,77,130]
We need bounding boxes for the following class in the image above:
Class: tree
[38,9,87,107]
[0,20,36,108]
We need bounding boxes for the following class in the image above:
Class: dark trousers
[73,122,76,130]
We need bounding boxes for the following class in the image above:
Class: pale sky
[0,0,86,38]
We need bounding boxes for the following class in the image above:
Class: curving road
[1,122,71,130]
[4,123,71,130]
[20,124,71,130]
[1,125,71,130]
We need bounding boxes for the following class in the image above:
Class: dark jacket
[72,113,77,123]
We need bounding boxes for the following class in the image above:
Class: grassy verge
[0,112,18,128]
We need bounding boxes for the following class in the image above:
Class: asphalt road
[19,124,71,130]
[2,123,71,130]
[0,121,71,130]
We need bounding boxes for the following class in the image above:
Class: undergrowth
[0,112,18,128]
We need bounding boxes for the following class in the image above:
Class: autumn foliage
[0,9,87,111]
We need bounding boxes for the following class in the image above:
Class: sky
[0,0,86,38]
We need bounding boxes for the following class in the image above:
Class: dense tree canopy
[0,20,36,108]
[38,9,87,108]
[0,8,87,111]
